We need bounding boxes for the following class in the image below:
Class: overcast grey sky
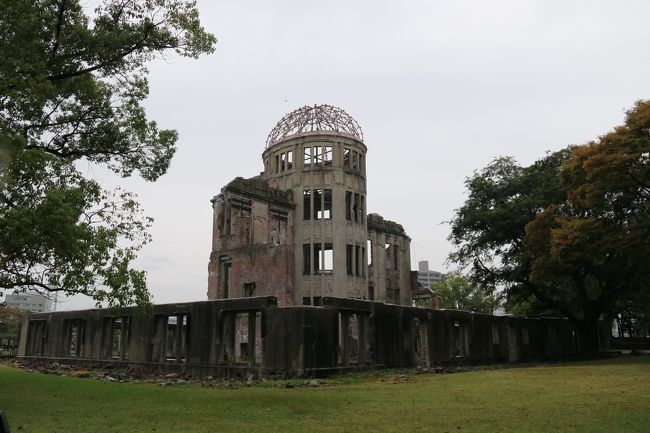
[60,0,650,310]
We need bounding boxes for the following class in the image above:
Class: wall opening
[304,146,312,167]
[244,283,256,297]
[63,318,84,358]
[345,191,352,221]
[323,146,333,166]
[313,243,334,274]
[346,244,353,276]
[26,320,47,356]
[166,314,189,363]
[303,243,311,275]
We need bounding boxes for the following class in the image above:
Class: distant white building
[5,292,53,313]
[416,260,445,289]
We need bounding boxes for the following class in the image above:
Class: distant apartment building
[416,260,445,289]
[5,292,53,313]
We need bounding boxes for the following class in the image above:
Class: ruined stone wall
[18,297,590,378]
[367,213,413,305]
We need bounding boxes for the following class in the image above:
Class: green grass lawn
[1,357,649,433]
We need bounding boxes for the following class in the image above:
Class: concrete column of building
[262,134,368,304]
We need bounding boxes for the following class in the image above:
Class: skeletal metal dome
[266,104,364,147]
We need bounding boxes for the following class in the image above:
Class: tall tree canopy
[432,273,496,314]
[449,100,650,354]
[0,0,215,307]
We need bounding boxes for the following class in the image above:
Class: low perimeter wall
[17,297,598,377]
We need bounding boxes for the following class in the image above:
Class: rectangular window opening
[359,194,366,222]
[234,313,249,362]
[355,245,361,276]
[346,244,353,276]
[313,189,322,219]
[313,146,322,165]
[353,193,360,223]
[314,243,334,274]
[323,146,333,166]
[304,146,312,167]
[280,153,286,172]
[287,150,293,169]
[345,191,352,221]
[323,243,333,272]
[352,151,359,170]
[244,282,256,297]
[303,243,311,275]
[303,189,311,220]
[343,148,350,168]
[275,155,279,173]
[367,240,373,266]
[320,189,332,219]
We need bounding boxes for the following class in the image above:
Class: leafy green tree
[0,0,216,307]
[432,273,496,314]
[449,101,650,355]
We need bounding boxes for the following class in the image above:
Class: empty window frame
[303,297,323,306]
[303,190,311,220]
[321,189,332,219]
[355,245,361,276]
[244,282,256,297]
[280,153,286,172]
[228,311,262,365]
[275,154,280,173]
[346,244,353,276]
[26,320,47,356]
[367,240,373,265]
[345,191,352,221]
[313,146,322,165]
[359,154,364,172]
[311,189,332,220]
[359,194,366,222]
[234,313,249,362]
[166,314,189,362]
[303,243,311,275]
[105,317,130,360]
[64,319,84,358]
[286,150,293,169]
[312,189,322,219]
[313,243,334,274]
[343,148,350,168]
[361,246,366,277]
[353,193,360,222]
[323,146,333,166]
[220,257,231,298]
[352,151,359,170]
[304,146,312,167]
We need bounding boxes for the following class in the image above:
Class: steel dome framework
[266,104,364,147]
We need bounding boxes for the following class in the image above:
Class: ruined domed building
[207,105,415,306]
[16,105,594,376]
